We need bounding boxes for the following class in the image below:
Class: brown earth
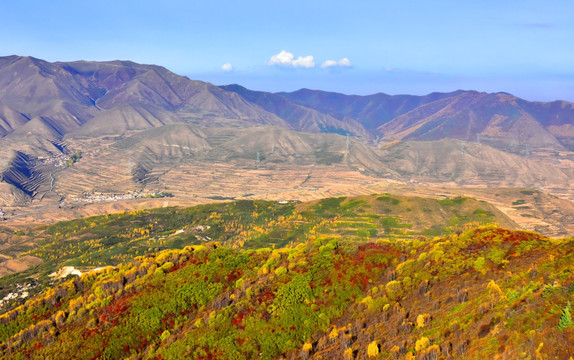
[2,156,573,238]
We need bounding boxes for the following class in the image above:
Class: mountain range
[0,55,572,148]
[0,55,573,209]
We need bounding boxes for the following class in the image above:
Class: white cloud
[291,55,315,68]
[269,50,294,66]
[268,50,315,68]
[321,60,337,68]
[321,58,352,68]
[221,63,233,71]
[338,58,351,67]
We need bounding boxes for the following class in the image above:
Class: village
[70,191,174,204]
[37,153,69,167]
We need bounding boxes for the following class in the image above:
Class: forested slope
[1,226,573,359]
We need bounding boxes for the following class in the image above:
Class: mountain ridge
[0,55,572,214]
[1,55,573,148]
[274,87,574,151]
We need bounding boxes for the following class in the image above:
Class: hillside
[276,89,466,131]
[0,226,572,359]
[276,88,574,152]
[0,194,515,302]
[220,85,372,139]
[0,56,375,146]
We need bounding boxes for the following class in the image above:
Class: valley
[2,131,574,239]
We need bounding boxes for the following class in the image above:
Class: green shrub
[274,266,287,276]
[386,280,402,300]
[558,302,572,331]
[473,257,486,272]
[486,247,506,265]
[160,330,171,341]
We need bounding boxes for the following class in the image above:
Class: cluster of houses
[71,192,141,203]
[0,208,6,221]
[38,154,69,167]
[70,191,173,204]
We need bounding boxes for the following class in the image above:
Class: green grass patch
[438,197,467,206]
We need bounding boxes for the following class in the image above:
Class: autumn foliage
[0,224,571,359]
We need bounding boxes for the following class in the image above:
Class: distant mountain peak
[0,54,572,155]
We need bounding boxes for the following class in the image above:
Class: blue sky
[1,1,573,101]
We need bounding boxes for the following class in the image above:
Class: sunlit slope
[0,227,572,359]
[0,194,514,307]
